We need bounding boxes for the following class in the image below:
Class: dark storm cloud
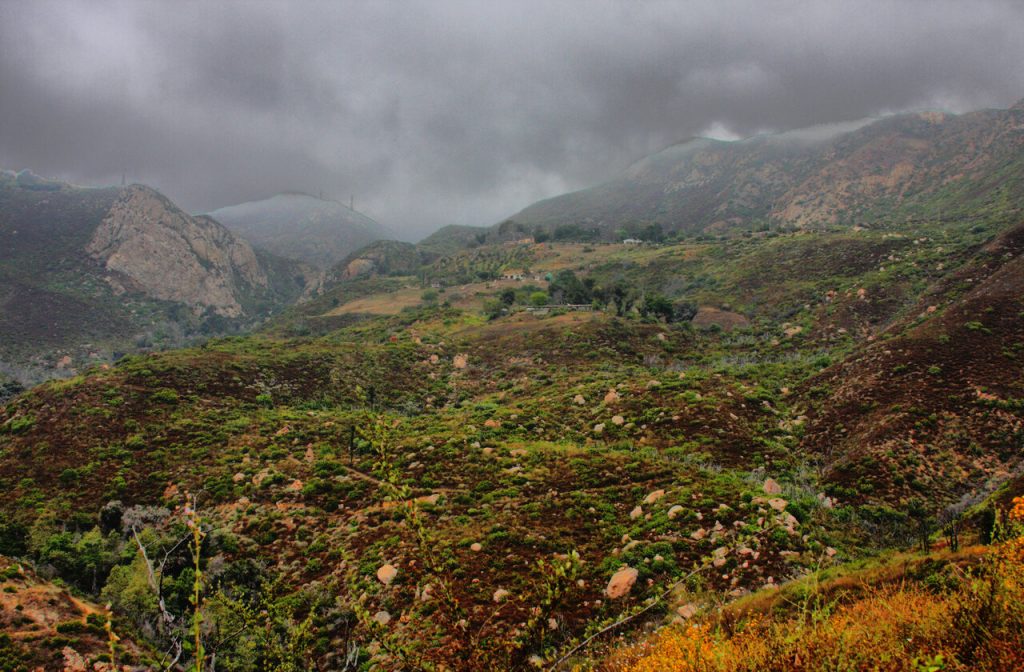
[1,0,1022,238]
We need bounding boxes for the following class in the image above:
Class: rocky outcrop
[87,185,268,317]
[331,240,433,282]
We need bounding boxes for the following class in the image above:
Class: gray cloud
[1,0,1022,239]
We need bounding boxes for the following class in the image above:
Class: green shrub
[151,388,179,404]
[1,416,34,434]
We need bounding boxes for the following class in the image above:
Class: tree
[640,293,674,322]
[530,291,549,307]
[672,300,699,323]
[907,498,933,552]
[483,299,505,320]
[609,282,636,317]
[499,288,516,305]
[642,223,666,243]
[549,270,591,305]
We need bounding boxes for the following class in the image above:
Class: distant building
[501,269,526,281]
[622,238,644,245]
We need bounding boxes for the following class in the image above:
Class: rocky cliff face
[87,185,269,317]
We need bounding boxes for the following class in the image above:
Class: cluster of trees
[483,269,698,322]
[615,222,666,243]
[490,220,671,244]
[4,499,334,670]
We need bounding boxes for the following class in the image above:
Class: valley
[1,101,1023,670]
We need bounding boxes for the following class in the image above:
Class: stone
[604,388,621,404]
[643,489,665,505]
[62,647,88,672]
[676,603,698,619]
[470,543,483,552]
[376,564,398,585]
[690,528,707,540]
[493,588,510,602]
[768,498,788,511]
[605,566,639,599]
[573,394,586,405]
[373,610,392,625]
[453,353,469,369]
[612,415,625,426]
[484,418,501,429]
[763,478,782,495]
[593,423,605,434]
[629,505,643,520]
[667,505,684,519]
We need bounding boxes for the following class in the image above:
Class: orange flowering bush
[608,497,1024,672]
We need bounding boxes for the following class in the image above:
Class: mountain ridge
[498,102,1024,240]
[208,192,391,270]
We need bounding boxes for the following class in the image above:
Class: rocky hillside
[3,204,1023,668]
[804,220,1024,508]
[503,100,1024,239]
[329,239,435,281]
[0,556,154,669]
[208,192,390,269]
[417,224,491,254]
[0,172,318,385]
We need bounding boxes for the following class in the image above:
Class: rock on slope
[208,192,390,270]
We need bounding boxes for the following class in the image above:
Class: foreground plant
[604,498,1024,672]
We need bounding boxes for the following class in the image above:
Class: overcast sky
[1,1,1022,238]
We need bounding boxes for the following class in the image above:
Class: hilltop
[500,103,1024,240]
[208,192,391,270]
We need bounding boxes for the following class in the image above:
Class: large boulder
[605,566,639,599]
